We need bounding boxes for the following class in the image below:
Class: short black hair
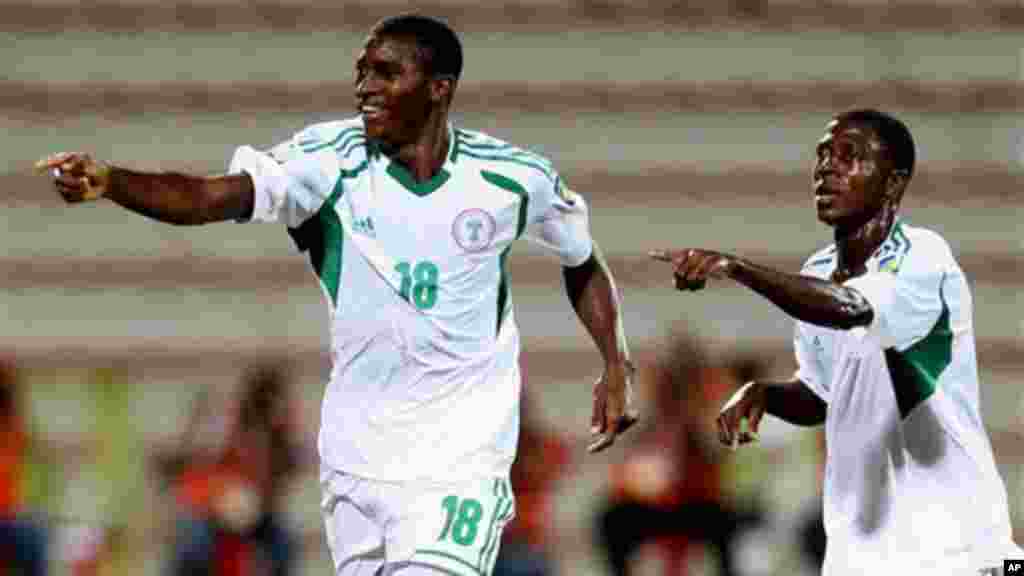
[836,108,915,178]
[371,13,463,82]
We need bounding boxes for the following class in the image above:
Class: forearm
[761,378,827,426]
[562,244,629,364]
[728,258,872,330]
[106,167,253,225]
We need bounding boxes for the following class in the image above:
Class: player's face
[812,119,892,230]
[354,35,434,146]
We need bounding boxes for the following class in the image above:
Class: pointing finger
[34,153,73,173]
[648,250,673,262]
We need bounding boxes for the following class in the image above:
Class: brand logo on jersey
[813,335,825,353]
[352,216,376,238]
[452,209,496,252]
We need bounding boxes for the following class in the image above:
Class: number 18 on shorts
[413,478,515,575]
[321,472,515,576]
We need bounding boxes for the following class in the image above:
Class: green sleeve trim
[884,282,953,418]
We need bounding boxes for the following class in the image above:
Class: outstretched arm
[563,243,638,453]
[650,248,873,330]
[36,152,254,225]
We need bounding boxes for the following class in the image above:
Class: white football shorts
[320,468,515,576]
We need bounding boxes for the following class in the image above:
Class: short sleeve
[523,174,593,267]
[844,245,947,351]
[793,322,829,403]
[228,135,338,228]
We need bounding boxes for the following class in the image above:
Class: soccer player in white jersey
[651,109,1022,575]
[36,14,638,576]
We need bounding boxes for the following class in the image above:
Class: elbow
[833,308,872,330]
[833,290,874,330]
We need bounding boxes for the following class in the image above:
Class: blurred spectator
[157,365,305,576]
[595,335,766,576]
[0,360,48,576]
[494,368,574,576]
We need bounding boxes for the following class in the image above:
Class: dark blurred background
[1,1,1021,575]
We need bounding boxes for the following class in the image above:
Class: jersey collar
[377,123,456,197]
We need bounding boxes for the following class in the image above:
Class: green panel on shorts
[885,302,953,419]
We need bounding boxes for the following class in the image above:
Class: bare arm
[105,167,254,225]
[651,248,873,330]
[728,258,872,330]
[761,377,827,426]
[717,376,825,448]
[562,243,638,452]
[563,243,629,368]
[37,152,254,225]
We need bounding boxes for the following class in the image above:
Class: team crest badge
[452,209,496,252]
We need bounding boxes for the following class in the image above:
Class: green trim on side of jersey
[884,299,953,419]
[386,161,451,197]
[482,169,529,338]
[496,247,512,337]
[286,171,364,306]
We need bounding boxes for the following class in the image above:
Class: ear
[885,168,909,204]
[429,75,455,104]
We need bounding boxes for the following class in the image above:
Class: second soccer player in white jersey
[651,109,1022,575]
[37,13,638,576]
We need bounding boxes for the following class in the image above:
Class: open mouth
[813,183,839,208]
[359,104,386,122]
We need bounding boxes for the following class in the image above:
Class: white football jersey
[229,117,592,483]
[794,220,1019,574]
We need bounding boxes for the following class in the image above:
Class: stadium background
[1,1,1021,574]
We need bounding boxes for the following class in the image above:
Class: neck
[832,204,897,283]
[390,111,449,183]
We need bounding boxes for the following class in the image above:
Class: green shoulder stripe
[458,138,554,169]
[460,148,555,183]
[302,126,363,154]
[338,136,367,159]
